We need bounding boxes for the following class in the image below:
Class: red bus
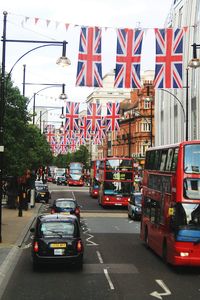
[67,162,84,186]
[98,157,134,207]
[89,160,101,198]
[140,140,200,266]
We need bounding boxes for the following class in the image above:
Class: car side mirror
[30,227,35,233]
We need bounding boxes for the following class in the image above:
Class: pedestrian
[7,176,18,209]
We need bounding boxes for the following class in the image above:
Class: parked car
[35,181,50,204]
[51,198,81,222]
[128,192,142,220]
[30,214,84,270]
[56,176,67,185]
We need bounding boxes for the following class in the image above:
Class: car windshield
[55,200,76,209]
[36,185,48,191]
[40,222,75,237]
[134,194,142,205]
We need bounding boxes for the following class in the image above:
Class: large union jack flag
[114,28,144,88]
[106,102,120,132]
[154,28,185,88]
[87,103,102,132]
[76,26,103,87]
[65,102,80,131]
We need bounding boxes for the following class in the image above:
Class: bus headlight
[105,197,109,201]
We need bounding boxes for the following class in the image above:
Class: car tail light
[51,208,56,214]
[33,241,39,252]
[75,208,80,215]
[77,240,82,252]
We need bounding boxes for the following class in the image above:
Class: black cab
[30,214,84,270]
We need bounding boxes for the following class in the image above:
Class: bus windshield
[184,144,200,174]
[106,159,133,170]
[103,181,133,196]
[184,178,200,200]
[70,174,82,181]
[173,203,200,227]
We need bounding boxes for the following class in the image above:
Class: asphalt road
[1,184,200,300]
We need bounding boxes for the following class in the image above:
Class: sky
[0,0,173,125]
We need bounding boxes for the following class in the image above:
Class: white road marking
[150,279,171,299]
[103,269,114,290]
[96,251,104,264]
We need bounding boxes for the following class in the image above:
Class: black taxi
[30,214,84,270]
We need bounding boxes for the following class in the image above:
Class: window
[184,144,200,174]
[165,148,174,171]
[160,149,168,171]
[141,121,150,132]
[171,148,178,171]
[144,101,150,109]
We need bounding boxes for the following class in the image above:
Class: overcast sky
[0,0,173,121]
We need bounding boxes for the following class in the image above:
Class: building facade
[155,0,200,145]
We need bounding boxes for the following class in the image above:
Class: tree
[52,146,90,170]
[3,75,53,176]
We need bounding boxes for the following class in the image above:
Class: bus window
[184,144,200,174]
[154,150,161,170]
[171,148,178,171]
[165,148,174,171]
[160,149,168,171]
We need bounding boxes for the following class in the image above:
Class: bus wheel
[144,227,149,248]
[162,240,168,264]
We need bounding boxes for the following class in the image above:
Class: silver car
[128,192,142,220]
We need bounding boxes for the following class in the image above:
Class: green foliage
[3,75,53,176]
[52,145,90,169]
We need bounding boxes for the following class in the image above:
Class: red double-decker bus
[67,162,84,186]
[140,140,200,266]
[89,160,101,198]
[98,157,134,207]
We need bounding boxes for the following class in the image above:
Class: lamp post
[34,106,64,132]
[26,83,67,124]
[0,11,70,242]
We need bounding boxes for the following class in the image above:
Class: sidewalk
[0,202,42,297]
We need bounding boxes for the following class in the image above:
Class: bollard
[17,196,23,217]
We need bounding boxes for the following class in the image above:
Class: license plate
[40,193,45,196]
[54,249,65,255]
[62,212,70,215]
[50,243,66,248]
[115,203,122,206]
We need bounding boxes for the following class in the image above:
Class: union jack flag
[65,102,80,131]
[154,28,185,88]
[87,103,102,133]
[106,102,120,132]
[44,125,55,142]
[79,116,89,139]
[76,26,103,87]
[50,136,57,154]
[59,132,68,154]
[114,28,144,88]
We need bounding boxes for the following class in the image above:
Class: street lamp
[26,83,67,124]
[0,11,70,242]
[35,107,64,132]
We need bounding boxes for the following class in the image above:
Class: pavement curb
[0,204,42,299]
